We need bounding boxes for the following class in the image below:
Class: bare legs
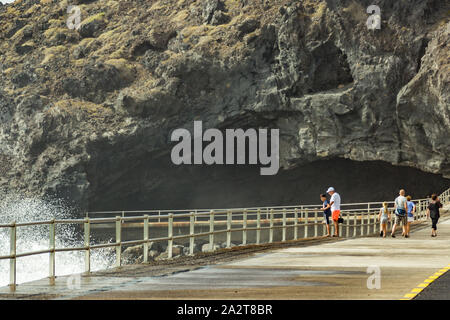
[431,218,438,237]
[406,222,411,237]
[380,223,387,237]
[391,222,397,237]
[333,220,339,237]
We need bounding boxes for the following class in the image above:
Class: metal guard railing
[0,188,449,291]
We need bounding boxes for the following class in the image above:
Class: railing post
[49,219,55,285]
[420,200,424,220]
[422,200,426,220]
[226,210,232,248]
[168,213,173,258]
[314,211,318,237]
[84,218,90,273]
[363,213,366,236]
[189,212,195,255]
[370,212,377,234]
[372,211,376,234]
[256,209,261,245]
[269,209,274,243]
[421,200,425,220]
[416,200,420,220]
[143,215,149,263]
[282,209,287,242]
[304,210,308,238]
[209,210,215,251]
[346,213,349,238]
[9,222,16,292]
[361,213,364,236]
[294,208,298,240]
[416,201,420,220]
[115,216,122,268]
[242,209,247,245]
[353,214,357,237]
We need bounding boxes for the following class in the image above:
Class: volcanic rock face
[0,0,449,212]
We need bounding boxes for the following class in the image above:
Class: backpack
[395,208,406,216]
[395,197,407,216]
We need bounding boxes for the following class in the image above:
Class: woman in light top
[378,202,391,238]
[405,195,416,238]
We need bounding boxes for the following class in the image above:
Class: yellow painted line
[401,264,449,300]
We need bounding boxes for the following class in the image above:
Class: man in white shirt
[391,189,408,238]
[327,187,341,237]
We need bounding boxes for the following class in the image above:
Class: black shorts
[431,217,439,230]
[323,211,331,225]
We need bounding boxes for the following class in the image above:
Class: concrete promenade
[1,208,449,300]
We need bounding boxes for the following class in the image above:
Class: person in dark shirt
[426,194,443,237]
[320,194,332,237]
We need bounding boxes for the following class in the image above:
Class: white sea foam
[0,194,114,287]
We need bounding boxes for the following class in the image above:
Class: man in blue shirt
[320,194,332,237]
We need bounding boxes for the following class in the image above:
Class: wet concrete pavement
[1,210,449,300]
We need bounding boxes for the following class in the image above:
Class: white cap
[326,187,335,193]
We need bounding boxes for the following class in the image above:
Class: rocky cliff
[0,0,449,212]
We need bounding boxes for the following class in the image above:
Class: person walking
[378,202,391,238]
[427,194,443,237]
[405,195,416,237]
[327,187,341,237]
[391,189,408,238]
[320,194,331,237]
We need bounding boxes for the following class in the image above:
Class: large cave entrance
[88,157,449,211]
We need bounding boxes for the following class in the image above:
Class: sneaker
[391,234,396,238]
[405,235,409,238]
